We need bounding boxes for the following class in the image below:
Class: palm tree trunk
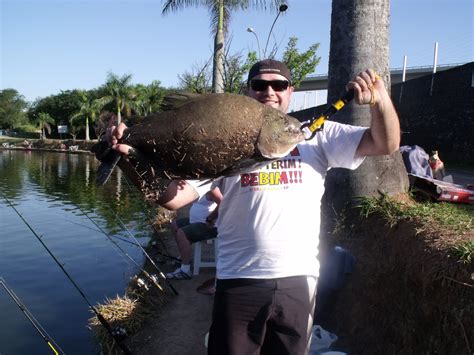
[323,0,409,216]
[212,0,225,93]
[117,106,122,126]
[85,116,90,141]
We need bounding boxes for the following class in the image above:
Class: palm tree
[102,73,136,125]
[323,0,409,214]
[70,91,106,141]
[35,112,55,140]
[161,0,283,93]
[135,81,166,115]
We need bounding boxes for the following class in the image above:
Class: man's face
[247,73,294,113]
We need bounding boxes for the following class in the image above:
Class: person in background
[166,187,222,280]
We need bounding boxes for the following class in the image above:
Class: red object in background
[408,174,474,204]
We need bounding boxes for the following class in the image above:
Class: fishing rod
[301,90,355,140]
[67,219,142,247]
[156,251,181,263]
[301,73,382,140]
[0,277,64,355]
[113,213,179,296]
[2,195,132,355]
[68,218,179,263]
[77,207,164,293]
[122,177,179,265]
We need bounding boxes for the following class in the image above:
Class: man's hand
[346,69,385,107]
[352,69,401,157]
[106,123,132,155]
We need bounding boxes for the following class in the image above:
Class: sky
[1,0,473,110]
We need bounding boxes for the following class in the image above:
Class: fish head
[257,108,305,159]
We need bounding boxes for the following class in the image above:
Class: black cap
[247,59,292,84]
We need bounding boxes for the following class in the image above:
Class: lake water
[0,150,157,354]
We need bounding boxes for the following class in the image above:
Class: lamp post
[247,3,288,60]
[263,4,288,58]
[247,27,262,59]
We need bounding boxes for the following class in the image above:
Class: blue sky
[1,0,473,105]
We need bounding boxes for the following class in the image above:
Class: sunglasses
[250,79,290,92]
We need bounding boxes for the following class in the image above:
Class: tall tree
[34,112,55,139]
[222,51,257,93]
[70,90,106,141]
[0,89,28,129]
[161,0,282,93]
[177,35,319,94]
[324,0,409,216]
[178,61,213,93]
[282,37,320,88]
[29,90,83,128]
[134,81,166,115]
[102,73,136,125]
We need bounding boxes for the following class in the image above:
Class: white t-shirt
[189,192,217,224]
[212,121,366,280]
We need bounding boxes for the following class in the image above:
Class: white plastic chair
[193,238,218,275]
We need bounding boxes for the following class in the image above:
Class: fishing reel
[111,326,128,341]
[135,274,160,291]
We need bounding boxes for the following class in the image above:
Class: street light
[247,3,288,60]
[247,27,262,59]
[263,3,288,58]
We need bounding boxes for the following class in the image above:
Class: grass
[0,136,24,144]
[452,241,474,264]
[357,193,473,232]
[88,274,167,352]
[357,194,473,264]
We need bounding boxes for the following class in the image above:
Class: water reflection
[0,150,156,354]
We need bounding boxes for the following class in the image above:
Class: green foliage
[134,81,166,115]
[34,112,55,139]
[357,194,473,233]
[178,51,259,94]
[358,195,474,264]
[178,61,212,93]
[162,1,281,37]
[70,90,108,141]
[451,241,474,264]
[223,51,258,93]
[0,89,28,129]
[162,1,282,93]
[28,90,83,127]
[100,72,137,124]
[282,37,321,88]
[177,33,322,94]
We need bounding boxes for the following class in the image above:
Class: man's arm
[205,187,222,226]
[158,180,200,210]
[347,69,401,157]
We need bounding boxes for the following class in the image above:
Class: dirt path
[126,219,217,355]
[127,268,215,354]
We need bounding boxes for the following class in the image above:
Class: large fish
[91,93,304,197]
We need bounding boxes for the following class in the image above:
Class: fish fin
[96,151,121,186]
[161,92,205,111]
[91,141,122,186]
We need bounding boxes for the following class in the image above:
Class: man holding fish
[104,59,400,354]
